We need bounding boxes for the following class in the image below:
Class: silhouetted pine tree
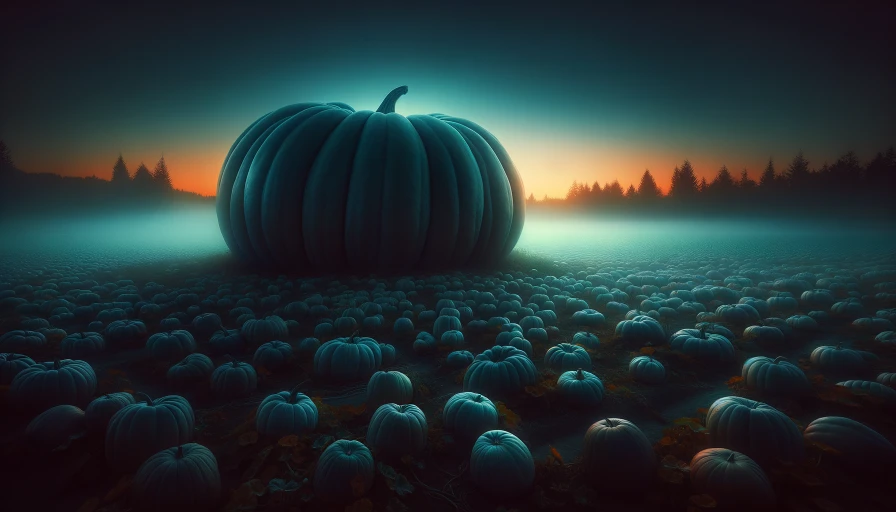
[759,158,776,189]
[152,156,173,191]
[0,140,13,172]
[111,155,130,183]
[527,193,536,204]
[709,165,736,200]
[625,184,636,198]
[737,169,756,191]
[603,181,623,203]
[784,151,811,189]
[132,163,154,190]
[637,169,662,198]
[670,160,699,198]
[697,177,708,194]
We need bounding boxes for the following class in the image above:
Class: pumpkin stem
[575,369,585,380]
[376,86,408,114]
[176,445,184,458]
[699,326,706,339]
[231,360,239,368]
[773,356,786,364]
[726,451,737,462]
[349,329,360,342]
[53,359,61,370]
[835,342,841,350]
[134,391,153,406]
[605,418,614,427]
[288,383,302,403]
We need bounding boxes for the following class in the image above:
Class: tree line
[111,154,174,194]
[529,147,896,218]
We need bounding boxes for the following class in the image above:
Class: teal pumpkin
[240,315,288,346]
[470,430,535,498]
[440,329,465,346]
[463,345,537,398]
[313,440,375,503]
[628,355,665,384]
[132,444,221,512]
[572,331,599,349]
[741,325,785,348]
[690,449,775,509]
[836,380,896,402]
[105,393,195,471]
[11,358,97,409]
[433,315,463,340]
[252,340,293,370]
[809,343,867,374]
[706,396,804,466]
[544,343,591,372]
[216,86,525,270]
[877,372,896,387]
[61,332,105,358]
[366,370,413,412]
[557,369,604,406]
[26,404,86,453]
[314,334,382,381]
[104,320,148,348]
[379,343,396,366]
[803,416,896,472]
[741,356,808,396]
[442,392,499,440]
[669,327,735,362]
[85,392,136,435]
[209,328,245,355]
[495,333,533,358]
[210,361,258,398]
[366,403,428,460]
[0,352,35,384]
[255,388,318,438]
[191,313,224,340]
[615,315,665,345]
[582,418,655,492]
[146,330,197,361]
[446,350,474,368]
[167,353,214,389]
[0,330,48,353]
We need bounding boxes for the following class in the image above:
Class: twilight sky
[2,1,893,198]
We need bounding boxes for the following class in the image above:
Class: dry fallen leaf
[103,475,132,504]
[640,346,656,355]
[239,431,259,446]
[549,445,564,464]
[278,434,299,447]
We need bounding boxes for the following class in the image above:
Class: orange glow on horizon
[17,144,771,200]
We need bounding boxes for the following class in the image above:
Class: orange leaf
[725,376,743,386]
[689,494,717,508]
[696,408,709,416]
[495,402,520,429]
[640,346,656,355]
[239,431,259,446]
[658,467,685,484]
[658,436,674,446]
[351,474,369,497]
[418,384,431,398]
[226,481,260,511]
[549,445,564,464]
[278,435,299,447]
[345,498,373,512]
[76,497,100,512]
[606,383,618,392]
[121,388,134,395]
[103,475,132,503]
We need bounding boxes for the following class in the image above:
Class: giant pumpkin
[216,86,525,270]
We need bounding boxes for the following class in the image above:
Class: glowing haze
[2,2,893,198]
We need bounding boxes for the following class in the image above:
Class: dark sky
[2,0,893,196]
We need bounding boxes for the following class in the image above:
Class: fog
[1,206,893,276]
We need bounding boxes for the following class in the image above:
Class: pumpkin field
[1,222,896,512]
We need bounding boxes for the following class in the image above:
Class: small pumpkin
[256,387,318,438]
[167,353,214,389]
[463,345,537,399]
[26,404,86,453]
[495,333,533,358]
[614,315,665,345]
[545,343,592,372]
[440,329,465,346]
[628,355,665,384]
[191,313,224,340]
[714,304,761,325]
[0,352,35,384]
[741,325,785,349]
[132,443,221,512]
[209,328,245,355]
[803,416,896,472]
[706,395,804,466]
[0,330,48,353]
[741,356,808,396]
[105,393,195,471]
[11,358,97,409]
[557,369,604,406]
[433,315,463,340]
[836,380,896,402]
[379,342,396,366]
[104,319,148,348]
[877,372,896,387]
[571,308,606,327]
[210,360,258,398]
[366,370,413,412]
[252,340,293,370]
[60,332,105,358]
[146,330,197,361]
[442,392,499,440]
[313,439,375,503]
[85,392,136,435]
[446,349,474,368]
[470,430,535,498]
[669,326,735,362]
[810,343,867,374]
[582,418,655,492]
[314,333,382,381]
[572,331,599,349]
[366,403,428,460]
[690,448,775,509]
[240,315,288,346]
